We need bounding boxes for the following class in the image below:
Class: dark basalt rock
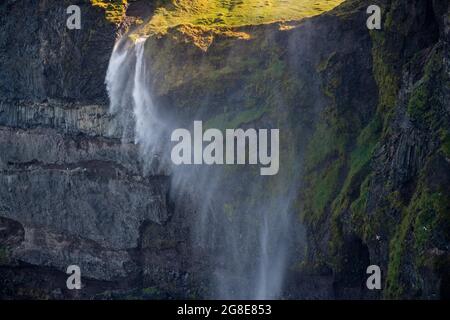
[0,0,117,103]
[0,0,448,299]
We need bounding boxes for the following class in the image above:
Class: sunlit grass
[141,0,345,36]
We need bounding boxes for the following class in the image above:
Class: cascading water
[105,35,303,299]
[106,37,170,173]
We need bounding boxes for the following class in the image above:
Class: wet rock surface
[0,0,448,299]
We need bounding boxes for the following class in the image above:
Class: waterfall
[105,36,302,299]
[106,38,168,173]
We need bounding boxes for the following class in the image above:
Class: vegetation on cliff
[142,0,344,31]
[127,0,344,48]
[91,0,129,24]
[123,0,449,299]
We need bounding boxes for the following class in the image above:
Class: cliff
[0,0,448,299]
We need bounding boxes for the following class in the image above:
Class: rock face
[0,0,202,299]
[0,0,118,103]
[297,0,450,299]
[0,0,448,299]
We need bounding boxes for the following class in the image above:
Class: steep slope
[0,0,202,299]
[0,0,448,299]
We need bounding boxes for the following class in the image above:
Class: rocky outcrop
[0,0,448,299]
[0,101,112,137]
[0,0,201,299]
[139,0,381,299]
[0,0,119,103]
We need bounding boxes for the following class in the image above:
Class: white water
[105,37,301,299]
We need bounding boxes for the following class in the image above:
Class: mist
[106,33,305,299]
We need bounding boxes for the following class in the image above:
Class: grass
[407,50,444,127]
[310,159,344,223]
[138,0,345,36]
[0,247,10,265]
[91,0,128,24]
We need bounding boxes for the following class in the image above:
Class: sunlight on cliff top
[140,0,345,36]
[91,0,128,24]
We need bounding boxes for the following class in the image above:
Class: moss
[385,207,410,298]
[305,119,346,170]
[91,0,128,24]
[301,1,448,298]
[413,191,449,256]
[142,286,161,297]
[16,287,50,300]
[302,78,381,228]
[406,50,444,128]
[407,83,428,119]
[205,106,268,130]
[223,203,235,221]
[329,213,345,271]
[301,47,384,228]
[385,178,450,298]
[301,4,405,277]
[203,51,287,129]
[301,109,351,226]
[370,30,400,115]
[413,194,438,251]
[142,2,449,299]
[316,52,336,73]
[307,159,344,224]
[349,176,370,237]
[440,129,450,158]
[331,116,381,216]
[304,114,381,271]
[347,117,380,182]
